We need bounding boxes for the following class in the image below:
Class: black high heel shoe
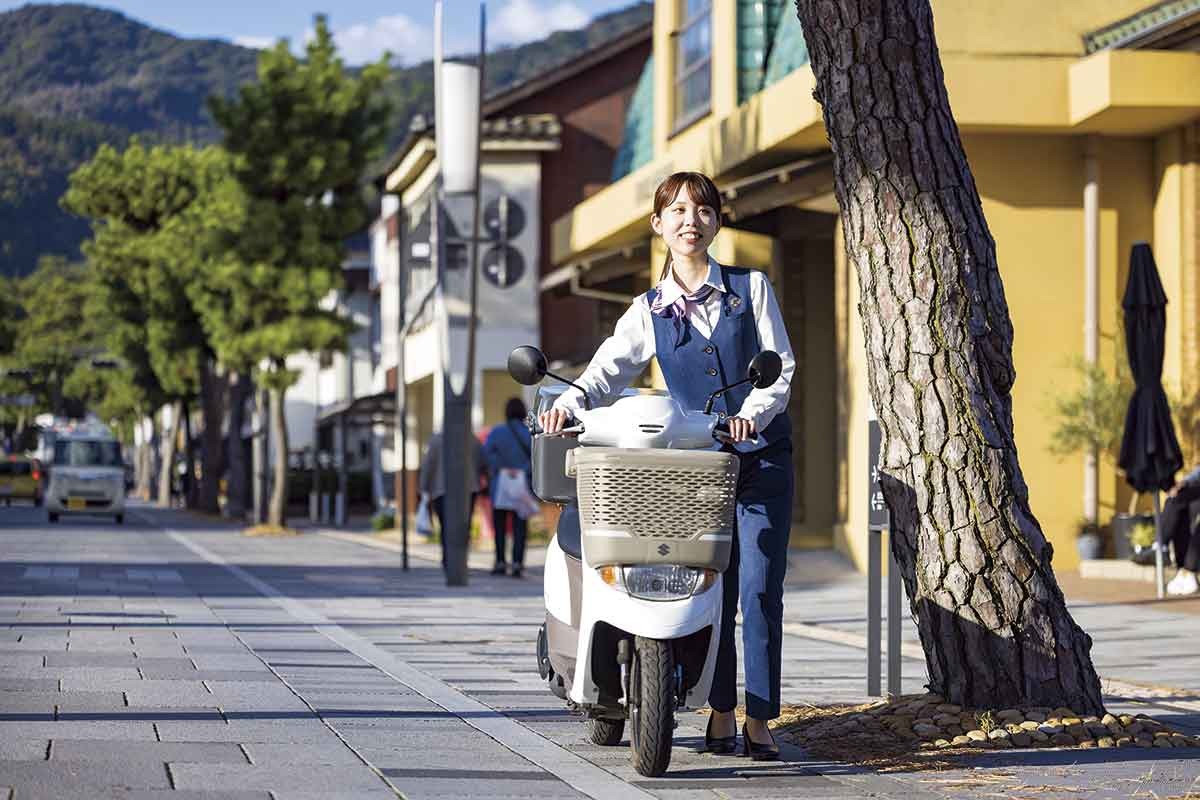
[741,723,780,761]
[704,714,738,754]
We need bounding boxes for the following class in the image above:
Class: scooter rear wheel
[629,636,674,776]
[587,718,625,745]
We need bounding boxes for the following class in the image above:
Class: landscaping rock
[1050,733,1076,747]
[951,735,971,746]
[1018,720,1040,731]
[1023,711,1047,722]
[1010,732,1032,747]
[1038,723,1063,736]
[1097,737,1115,748]
[966,729,988,742]
[935,704,962,713]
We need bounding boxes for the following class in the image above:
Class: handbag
[494,468,539,519]
[415,494,433,536]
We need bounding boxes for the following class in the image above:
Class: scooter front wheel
[629,636,674,776]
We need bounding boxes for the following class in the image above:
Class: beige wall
[833,133,1157,572]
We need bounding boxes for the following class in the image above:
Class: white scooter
[507,345,782,777]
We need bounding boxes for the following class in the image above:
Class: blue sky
[1,0,639,64]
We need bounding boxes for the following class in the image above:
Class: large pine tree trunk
[268,385,288,528]
[198,359,226,515]
[157,401,182,508]
[794,0,1104,713]
[225,372,250,519]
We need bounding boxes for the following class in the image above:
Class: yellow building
[546,0,1200,571]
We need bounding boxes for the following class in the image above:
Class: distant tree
[62,139,224,510]
[10,256,90,417]
[206,16,391,527]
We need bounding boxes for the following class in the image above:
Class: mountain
[0,2,653,278]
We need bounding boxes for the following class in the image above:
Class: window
[54,440,122,467]
[674,0,712,131]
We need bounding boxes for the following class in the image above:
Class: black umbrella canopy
[1118,242,1183,492]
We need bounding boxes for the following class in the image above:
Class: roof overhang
[1069,49,1200,134]
[552,50,1200,265]
[317,392,396,426]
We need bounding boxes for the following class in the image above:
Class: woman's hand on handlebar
[538,408,574,434]
[725,417,756,443]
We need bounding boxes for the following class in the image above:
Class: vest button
[717,411,727,420]
[706,368,717,377]
[703,345,714,354]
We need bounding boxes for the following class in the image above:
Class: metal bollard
[868,525,903,697]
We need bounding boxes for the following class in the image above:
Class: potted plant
[1076,519,1104,561]
[1047,358,1132,560]
[1127,519,1159,565]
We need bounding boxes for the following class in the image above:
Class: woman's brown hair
[652,171,722,280]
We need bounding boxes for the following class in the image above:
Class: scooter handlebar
[712,419,760,445]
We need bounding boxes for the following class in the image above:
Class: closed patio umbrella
[1117,242,1183,597]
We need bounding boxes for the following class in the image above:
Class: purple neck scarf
[651,282,715,346]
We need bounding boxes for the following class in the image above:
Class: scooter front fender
[570,565,723,708]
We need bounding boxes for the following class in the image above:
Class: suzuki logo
[657,543,670,556]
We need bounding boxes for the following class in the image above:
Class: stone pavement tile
[0,654,48,669]
[41,668,145,687]
[167,762,388,794]
[154,719,332,743]
[377,771,585,799]
[51,741,248,765]
[136,667,275,682]
[0,721,157,741]
[45,653,141,668]
[201,683,309,711]
[240,742,363,766]
[109,792,272,800]
[0,741,48,761]
[0,759,171,796]
[0,679,58,692]
[0,691,126,712]
[189,655,270,672]
[119,681,215,707]
[356,744,543,773]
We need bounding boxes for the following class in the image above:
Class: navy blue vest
[647,267,791,449]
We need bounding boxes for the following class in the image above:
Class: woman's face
[651,185,719,260]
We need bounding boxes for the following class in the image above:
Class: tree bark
[225,372,250,520]
[183,400,195,509]
[198,359,227,515]
[268,384,289,528]
[794,0,1104,713]
[157,401,182,508]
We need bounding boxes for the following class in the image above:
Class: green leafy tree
[62,139,224,509]
[205,16,391,527]
[9,256,90,417]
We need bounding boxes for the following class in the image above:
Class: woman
[540,171,794,760]
[484,397,534,578]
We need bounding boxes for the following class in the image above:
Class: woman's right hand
[539,408,573,434]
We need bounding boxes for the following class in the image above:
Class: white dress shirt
[553,257,795,445]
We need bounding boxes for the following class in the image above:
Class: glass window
[674,0,711,130]
[54,440,122,467]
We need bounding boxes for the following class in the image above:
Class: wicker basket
[568,447,738,569]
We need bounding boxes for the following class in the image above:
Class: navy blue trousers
[708,439,793,720]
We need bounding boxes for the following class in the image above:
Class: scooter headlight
[598,565,718,601]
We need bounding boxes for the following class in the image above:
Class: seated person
[1163,464,1200,596]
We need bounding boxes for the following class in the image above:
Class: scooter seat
[557,502,582,561]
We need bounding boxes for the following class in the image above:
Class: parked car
[44,434,126,524]
[0,456,42,506]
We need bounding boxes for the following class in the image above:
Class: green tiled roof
[1084,0,1200,52]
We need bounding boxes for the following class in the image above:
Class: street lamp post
[432,0,486,586]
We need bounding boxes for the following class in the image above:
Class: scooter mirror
[748,351,782,389]
[507,346,548,386]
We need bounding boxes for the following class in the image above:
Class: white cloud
[329,13,433,66]
[492,0,590,46]
[233,35,275,51]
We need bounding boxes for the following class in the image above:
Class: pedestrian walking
[539,171,794,760]
[484,398,536,578]
[417,430,484,573]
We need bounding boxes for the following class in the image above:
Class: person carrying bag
[484,398,537,577]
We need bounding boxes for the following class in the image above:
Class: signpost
[867,416,903,697]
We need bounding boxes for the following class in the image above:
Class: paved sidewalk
[0,503,1197,799]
